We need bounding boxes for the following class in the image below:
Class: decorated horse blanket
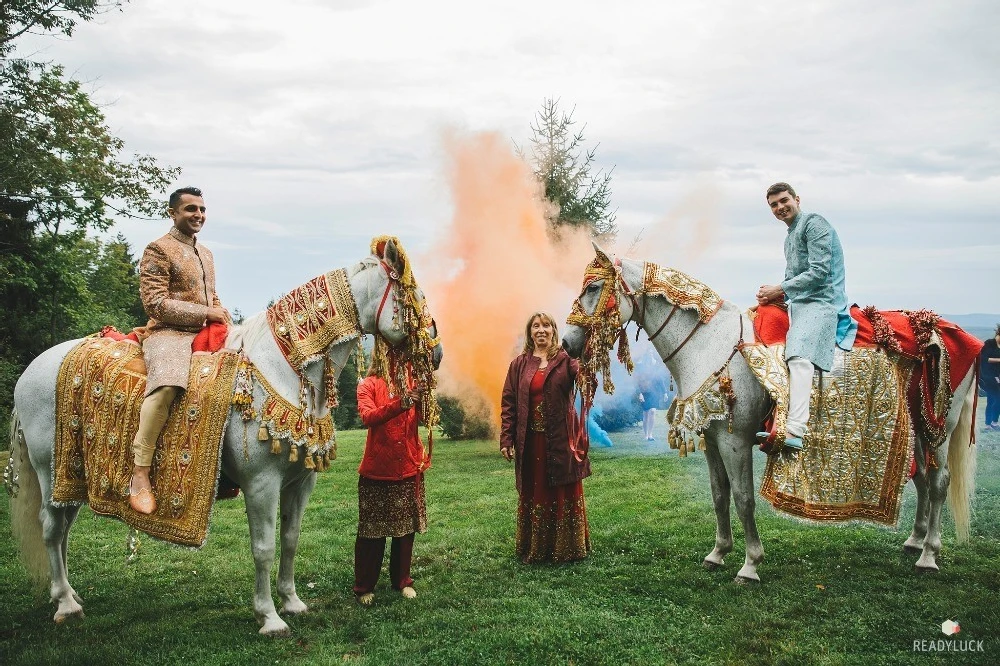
[51,336,240,547]
[752,305,981,388]
[743,343,913,524]
[744,305,982,525]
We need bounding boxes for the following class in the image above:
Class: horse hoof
[280,601,308,616]
[53,609,85,624]
[259,622,292,637]
[902,545,922,556]
[702,559,723,571]
[734,575,760,585]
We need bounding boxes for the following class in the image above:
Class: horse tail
[8,408,50,585]
[946,380,976,544]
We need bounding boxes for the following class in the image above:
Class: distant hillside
[942,314,998,342]
[942,314,1000,328]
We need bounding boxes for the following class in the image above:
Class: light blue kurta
[781,212,858,372]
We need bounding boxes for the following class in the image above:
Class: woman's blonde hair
[522,311,561,359]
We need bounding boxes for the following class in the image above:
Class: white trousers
[642,409,656,439]
[786,356,814,438]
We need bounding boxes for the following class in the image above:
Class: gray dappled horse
[8,239,442,635]
[561,243,976,583]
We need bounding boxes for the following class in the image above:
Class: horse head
[350,235,442,384]
[562,241,644,356]
[562,241,643,404]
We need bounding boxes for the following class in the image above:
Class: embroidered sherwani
[781,212,858,372]
[139,227,225,395]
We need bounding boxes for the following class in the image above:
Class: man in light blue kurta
[756,183,858,449]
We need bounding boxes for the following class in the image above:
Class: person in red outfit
[500,312,591,563]
[353,366,428,606]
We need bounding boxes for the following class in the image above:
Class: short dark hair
[766,182,796,200]
[168,186,203,209]
[995,323,1000,337]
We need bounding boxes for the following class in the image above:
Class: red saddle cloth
[100,322,229,353]
[752,305,982,392]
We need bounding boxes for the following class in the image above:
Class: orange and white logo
[941,620,961,636]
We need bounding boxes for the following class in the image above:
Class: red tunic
[356,375,428,481]
[514,367,590,563]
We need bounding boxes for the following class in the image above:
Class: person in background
[979,324,1000,432]
[636,347,671,441]
[500,311,591,563]
[353,365,428,606]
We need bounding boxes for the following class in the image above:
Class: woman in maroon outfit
[500,312,591,563]
[353,367,428,606]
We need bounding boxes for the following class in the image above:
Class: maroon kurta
[139,227,226,394]
[500,349,591,563]
[515,368,590,563]
[500,349,591,492]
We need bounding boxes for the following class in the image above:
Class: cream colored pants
[132,386,179,466]
[786,356,814,438]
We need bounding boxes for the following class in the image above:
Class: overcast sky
[17,0,1000,316]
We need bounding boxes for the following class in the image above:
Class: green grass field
[2,411,998,665]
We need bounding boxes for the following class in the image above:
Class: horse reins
[614,259,704,364]
[608,259,746,398]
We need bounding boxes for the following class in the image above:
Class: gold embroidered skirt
[357,474,427,539]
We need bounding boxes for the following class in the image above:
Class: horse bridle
[375,259,441,351]
[609,259,706,364]
[575,258,744,392]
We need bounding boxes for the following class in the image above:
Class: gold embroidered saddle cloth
[51,336,240,547]
[741,343,913,525]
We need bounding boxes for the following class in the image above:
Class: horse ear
[383,238,404,277]
[592,240,613,267]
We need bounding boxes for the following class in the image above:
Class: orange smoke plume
[422,131,593,429]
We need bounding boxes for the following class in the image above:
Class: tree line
[1,2,617,438]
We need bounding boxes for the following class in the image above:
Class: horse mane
[347,256,379,278]
[227,310,270,354]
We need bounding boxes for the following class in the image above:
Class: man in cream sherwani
[129,186,230,514]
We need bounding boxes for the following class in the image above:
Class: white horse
[7,239,442,635]
[561,244,976,583]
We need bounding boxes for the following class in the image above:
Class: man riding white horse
[755,182,858,450]
[130,186,231,514]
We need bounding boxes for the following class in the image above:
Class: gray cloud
[15,0,999,315]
